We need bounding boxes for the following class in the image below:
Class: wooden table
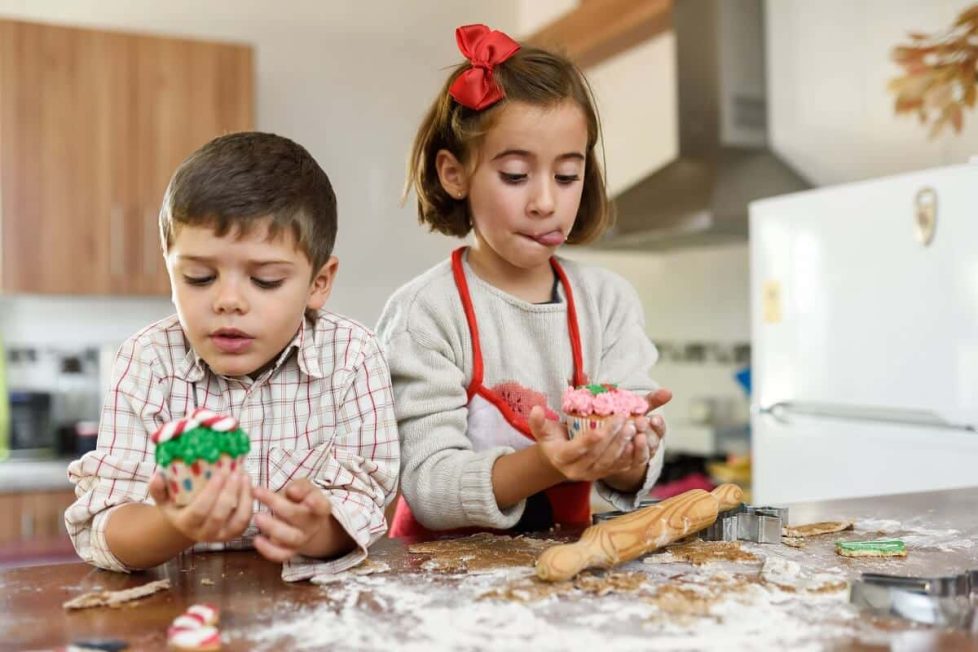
[3,487,978,651]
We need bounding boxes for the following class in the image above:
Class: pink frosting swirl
[561,385,649,416]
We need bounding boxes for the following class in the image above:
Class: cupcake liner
[565,414,642,440]
[161,453,244,506]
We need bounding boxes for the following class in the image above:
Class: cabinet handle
[144,209,159,277]
[21,511,34,540]
[110,206,124,277]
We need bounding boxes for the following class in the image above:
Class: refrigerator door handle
[759,401,976,433]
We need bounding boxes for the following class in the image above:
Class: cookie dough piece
[63,579,171,610]
[783,521,853,538]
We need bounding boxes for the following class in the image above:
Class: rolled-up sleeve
[282,336,399,582]
[65,337,169,572]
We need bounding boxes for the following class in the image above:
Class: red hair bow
[449,24,520,111]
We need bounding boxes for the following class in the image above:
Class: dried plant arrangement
[889,4,978,137]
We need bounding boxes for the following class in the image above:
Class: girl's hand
[603,388,672,490]
[636,387,672,457]
[148,467,253,543]
[252,479,334,563]
[529,407,639,482]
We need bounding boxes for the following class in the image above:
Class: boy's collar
[175,317,324,382]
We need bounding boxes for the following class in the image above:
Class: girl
[377,24,671,537]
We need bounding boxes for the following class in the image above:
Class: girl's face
[464,100,588,274]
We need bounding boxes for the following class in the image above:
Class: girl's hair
[405,44,612,244]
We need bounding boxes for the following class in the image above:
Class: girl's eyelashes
[498,172,582,185]
[499,172,527,184]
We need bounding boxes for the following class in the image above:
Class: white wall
[514,0,678,197]
[0,0,519,337]
[767,0,978,186]
[568,244,752,454]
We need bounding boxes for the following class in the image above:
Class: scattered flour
[855,519,975,552]
[234,558,868,652]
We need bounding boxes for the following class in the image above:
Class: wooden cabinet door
[0,20,127,294]
[120,35,254,296]
[0,19,253,296]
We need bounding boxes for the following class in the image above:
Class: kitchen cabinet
[0,488,76,547]
[0,19,253,295]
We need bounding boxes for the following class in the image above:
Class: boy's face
[165,219,338,378]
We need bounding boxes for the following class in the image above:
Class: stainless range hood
[596,0,810,250]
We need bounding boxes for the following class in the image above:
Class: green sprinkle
[835,539,907,557]
[155,426,251,467]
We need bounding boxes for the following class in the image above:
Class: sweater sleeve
[378,316,525,531]
[588,272,667,510]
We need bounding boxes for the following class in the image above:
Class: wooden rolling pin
[536,483,744,582]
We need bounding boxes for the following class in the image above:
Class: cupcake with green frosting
[151,408,250,506]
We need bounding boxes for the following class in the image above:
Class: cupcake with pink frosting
[151,408,250,507]
[562,384,649,440]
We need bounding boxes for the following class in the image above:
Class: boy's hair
[160,132,337,272]
[406,44,612,244]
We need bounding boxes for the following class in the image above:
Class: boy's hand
[253,479,337,563]
[148,467,253,543]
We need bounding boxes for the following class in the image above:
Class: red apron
[390,247,592,538]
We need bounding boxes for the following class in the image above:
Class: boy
[65,132,399,581]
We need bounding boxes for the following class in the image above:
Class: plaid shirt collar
[175,316,324,382]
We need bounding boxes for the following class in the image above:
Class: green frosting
[582,383,618,395]
[155,426,250,467]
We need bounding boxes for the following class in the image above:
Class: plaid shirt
[65,311,399,582]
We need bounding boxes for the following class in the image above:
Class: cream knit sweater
[376,252,665,530]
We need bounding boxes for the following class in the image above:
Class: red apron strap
[451,247,483,399]
[550,257,587,388]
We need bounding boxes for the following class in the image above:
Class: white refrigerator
[749,162,978,504]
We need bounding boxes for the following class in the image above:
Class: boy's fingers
[227,475,253,534]
[205,473,240,529]
[254,487,307,525]
[285,478,315,503]
[254,534,295,564]
[182,469,231,528]
[302,488,332,518]
[255,512,306,549]
[148,473,169,505]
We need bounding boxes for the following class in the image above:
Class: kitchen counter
[2,487,977,650]
[0,458,73,493]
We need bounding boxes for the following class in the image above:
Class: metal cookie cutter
[592,498,662,524]
[849,569,978,629]
[700,505,788,544]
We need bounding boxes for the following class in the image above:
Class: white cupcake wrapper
[564,414,642,440]
[160,453,243,506]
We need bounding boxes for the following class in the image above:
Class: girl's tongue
[531,230,565,247]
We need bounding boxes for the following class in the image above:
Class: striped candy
[151,408,239,444]
[167,603,221,651]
